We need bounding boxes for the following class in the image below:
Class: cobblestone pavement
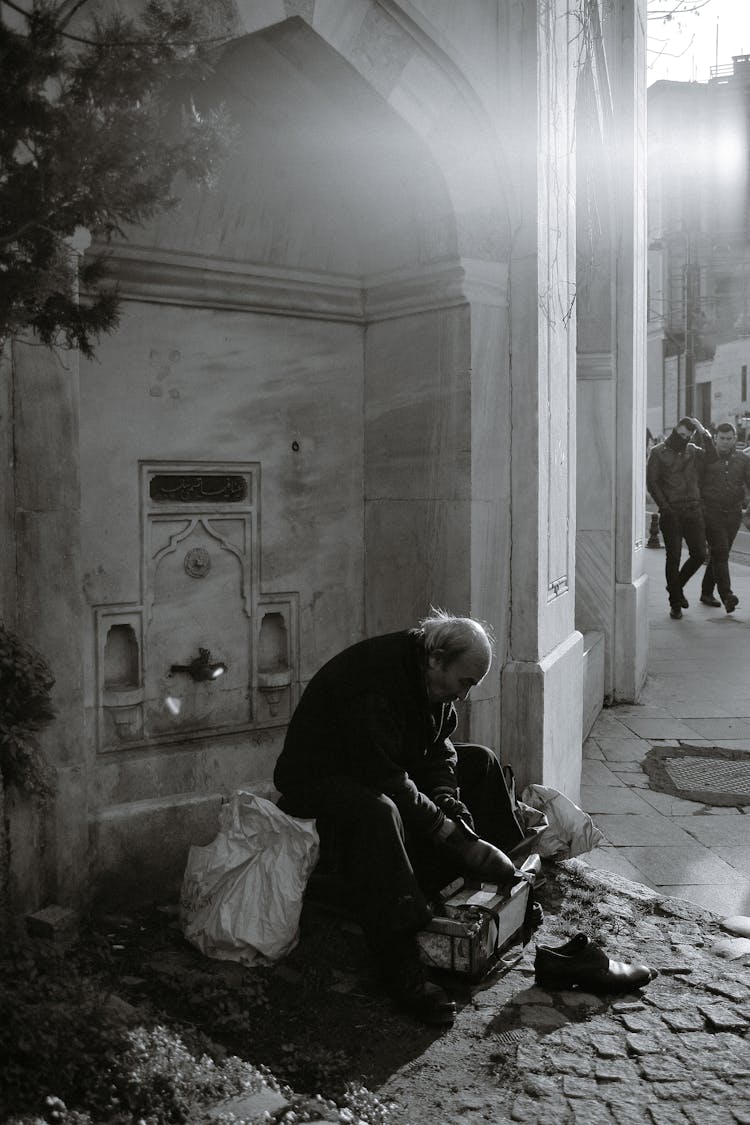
[367,860,750,1125]
[203,857,749,1124]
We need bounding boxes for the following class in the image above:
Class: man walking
[646,416,717,619]
[698,421,750,613]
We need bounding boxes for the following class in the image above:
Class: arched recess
[124,9,512,279]
[103,10,513,636]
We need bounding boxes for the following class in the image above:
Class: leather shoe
[680,594,689,608]
[669,606,682,619]
[534,933,655,993]
[725,594,739,613]
[373,933,456,1026]
[394,977,456,1026]
[700,595,721,607]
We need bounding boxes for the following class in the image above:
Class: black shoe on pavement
[535,933,656,993]
[700,595,721,607]
[725,594,739,613]
[680,594,689,608]
[669,606,682,619]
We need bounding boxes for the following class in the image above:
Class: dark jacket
[273,631,462,838]
[700,449,750,513]
[646,430,717,512]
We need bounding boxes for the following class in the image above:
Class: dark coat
[273,631,461,838]
[700,449,750,512]
[647,431,717,512]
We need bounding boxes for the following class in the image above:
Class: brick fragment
[26,905,78,941]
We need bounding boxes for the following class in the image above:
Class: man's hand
[437,817,516,886]
[689,417,710,438]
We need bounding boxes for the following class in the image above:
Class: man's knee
[454,742,498,784]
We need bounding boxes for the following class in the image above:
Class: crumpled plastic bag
[180,790,319,966]
[519,784,605,858]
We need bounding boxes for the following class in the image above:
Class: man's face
[426,647,491,705]
[675,423,694,441]
[716,430,736,454]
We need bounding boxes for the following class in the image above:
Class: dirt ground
[2,862,611,1123]
[79,866,581,1122]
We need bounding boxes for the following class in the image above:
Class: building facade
[1,0,648,912]
[648,56,750,437]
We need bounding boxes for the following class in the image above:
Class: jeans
[278,744,524,938]
[701,508,742,603]
[659,507,707,607]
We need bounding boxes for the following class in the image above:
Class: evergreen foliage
[0,621,55,797]
[0,0,230,357]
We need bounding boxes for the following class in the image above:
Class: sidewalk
[580,544,750,917]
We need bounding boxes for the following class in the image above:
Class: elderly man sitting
[274,611,532,1026]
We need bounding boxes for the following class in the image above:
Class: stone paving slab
[611,844,745,887]
[580,786,657,815]
[591,814,701,847]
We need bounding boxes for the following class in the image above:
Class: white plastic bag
[180,790,319,966]
[519,784,605,858]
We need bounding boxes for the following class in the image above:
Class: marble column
[574,0,648,706]
[498,0,583,800]
[611,0,649,701]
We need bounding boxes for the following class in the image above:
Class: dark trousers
[702,508,742,602]
[659,508,707,607]
[282,744,524,940]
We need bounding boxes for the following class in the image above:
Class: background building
[648,55,750,437]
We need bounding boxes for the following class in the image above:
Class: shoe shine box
[416,875,531,981]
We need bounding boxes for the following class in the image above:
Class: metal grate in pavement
[644,743,750,806]
[663,756,750,795]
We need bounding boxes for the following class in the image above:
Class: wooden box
[416,876,531,981]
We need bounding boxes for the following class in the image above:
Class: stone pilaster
[11,337,88,907]
[498,0,583,800]
[612,0,649,701]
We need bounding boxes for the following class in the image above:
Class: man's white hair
[412,608,495,665]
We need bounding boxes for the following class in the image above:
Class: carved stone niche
[95,608,145,749]
[256,599,299,723]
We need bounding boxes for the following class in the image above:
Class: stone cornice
[91,245,508,322]
[97,245,365,323]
